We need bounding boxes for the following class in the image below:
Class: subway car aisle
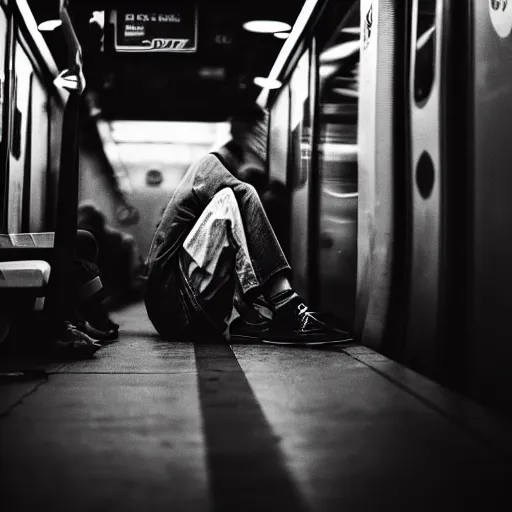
[1,302,511,512]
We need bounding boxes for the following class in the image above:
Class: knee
[214,184,258,207]
[76,229,98,262]
[211,188,238,214]
[214,187,236,203]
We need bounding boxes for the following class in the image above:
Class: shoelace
[297,303,323,331]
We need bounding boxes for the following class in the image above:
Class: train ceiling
[26,0,305,122]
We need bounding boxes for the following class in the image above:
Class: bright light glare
[243,20,291,33]
[38,19,62,31]
[320,40,360,63]
[332,87,359,98]
[198,67,226,80]
[274,32,290,40]
[341,27,360,35]
[319,64,338,78]
[90,11,105,29]
[110,121,229,144]
[253,76,282,89]
[417,25,435,49]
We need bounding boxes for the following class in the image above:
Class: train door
[403,0,444,372]
[267,83,291,256]
[268,84,290,187]
[288,49,314,301]
[0,6,8,227]
[0,6,7,145]
[355,0,402,348]
[403,0,471,381]
[466,0,512,416]
[316,5,359,328]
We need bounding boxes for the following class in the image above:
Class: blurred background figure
[235,167,289,256]
[260,179,289,256]
[77,201,144,307]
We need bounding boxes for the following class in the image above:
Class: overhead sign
[111,4,198,52]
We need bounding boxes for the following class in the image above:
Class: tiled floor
[1,302,511,511]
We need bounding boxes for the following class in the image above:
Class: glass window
[28,74,49,231]
[0,8,7,145]
[288,49,312,299]
[316,3,360,326]
[8,41,32,233]
[268,84,290,187]
[414,0,437,104]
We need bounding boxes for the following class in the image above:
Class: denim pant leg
[180,186,289,335]
[179,188,258,332]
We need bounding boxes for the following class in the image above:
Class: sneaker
[76,319,118,344]
[262,303,353,346]
[78,301,119,334]
[52,322,102,359]
[229,315,271,342]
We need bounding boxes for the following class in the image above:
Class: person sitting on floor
[143,105,352,346]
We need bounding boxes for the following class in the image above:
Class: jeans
[147,185,291,341]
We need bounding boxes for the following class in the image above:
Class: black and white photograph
[0,0,511,510]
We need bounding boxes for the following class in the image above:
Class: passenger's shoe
[78,301,119,335]
[229,315,271,342]
[76,319,118,344]
[262,303,353,346]
[52,322,102,359]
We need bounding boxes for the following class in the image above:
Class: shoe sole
[261,337,353,346]
[229,333,264,343]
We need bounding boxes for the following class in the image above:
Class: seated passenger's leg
[73,230,119,341]
[76,229,98,263]
[179,188,252,338]
[178,186,288,337]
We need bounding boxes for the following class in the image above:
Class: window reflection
[316,2,359,325]
[288,50,311,298]
[414,0,437,104]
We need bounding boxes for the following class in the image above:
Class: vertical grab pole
[44,0,86,331]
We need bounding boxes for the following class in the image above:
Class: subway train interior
[1,0,512,509]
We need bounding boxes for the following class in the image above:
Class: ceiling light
[38,19,62,31]
[341,27,360,35]
[253,76,282,89]
[89,11,105,29]
[243,20,291,33]
[320,40,360,63]
[332,87,359,98]
[274,32,290,40]
[319,64,339,78]
[417,25,435,50]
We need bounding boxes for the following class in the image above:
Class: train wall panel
[28,73,48,232]
[0,9,6,149]
[7,39,31,233]
[268,85,290,188]
[288,50,312,301]
[355,0,396,348]
[45,94,64,230]
[404,0,445,373]
[468,0,512,415]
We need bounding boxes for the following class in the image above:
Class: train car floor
[1,301,511,511]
